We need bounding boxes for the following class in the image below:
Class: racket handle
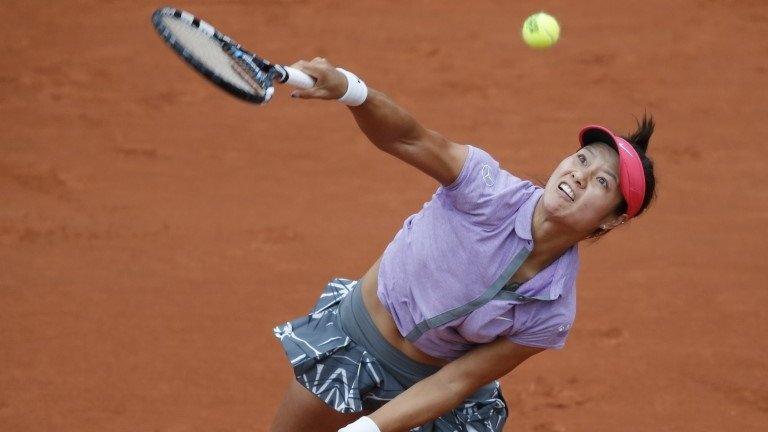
[282,66,315,89]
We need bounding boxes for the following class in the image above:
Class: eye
[598,177,609,188]
[577,154,586,165]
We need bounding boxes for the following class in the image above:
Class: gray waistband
[338,283,440,387]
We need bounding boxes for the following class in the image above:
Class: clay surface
[1,1,766,431]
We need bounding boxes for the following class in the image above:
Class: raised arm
[290,58,467,186]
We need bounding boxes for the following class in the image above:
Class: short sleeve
[506,319,571,350]
[504,300,575,350]
[441,145,535,227]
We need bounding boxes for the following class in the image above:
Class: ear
[599,213,628,231]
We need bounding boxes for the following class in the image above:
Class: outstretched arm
[290,58,467,186]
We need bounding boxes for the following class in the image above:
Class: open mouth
[558,182,575,201]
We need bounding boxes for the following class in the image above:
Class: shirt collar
[514,187,544,242]
[512,187,579,301]
[515,243,579,301]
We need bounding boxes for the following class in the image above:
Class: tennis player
[271,58,657,432]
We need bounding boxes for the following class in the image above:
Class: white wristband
[336,68,368,106]
[338,416,380,432]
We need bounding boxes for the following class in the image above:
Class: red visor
[579,125,646,219]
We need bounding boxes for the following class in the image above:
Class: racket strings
[161,16,265,96]
[231,58,271,93]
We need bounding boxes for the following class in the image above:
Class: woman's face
[542,142,626,233]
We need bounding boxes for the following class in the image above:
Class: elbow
[437,371,480,407]
[370,138,400,152]
[371,137,417,159]
[374,127,434,157]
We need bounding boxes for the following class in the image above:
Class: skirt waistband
[338,282,440,386]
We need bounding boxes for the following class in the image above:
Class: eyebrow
[582,146,619,185]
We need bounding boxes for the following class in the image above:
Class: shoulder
[444,145,522,189]
[506,251,580,349]
[439,145,537,224]
[521,285,577,330]
[540,246,580,322]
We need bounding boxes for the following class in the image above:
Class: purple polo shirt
[377,145,579,360]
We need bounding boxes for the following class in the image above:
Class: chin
[542,184,567,211]
[541,188,597,231]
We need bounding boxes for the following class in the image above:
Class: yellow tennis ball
[522,12,560,49]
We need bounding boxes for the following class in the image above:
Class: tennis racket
[151,6,314,104]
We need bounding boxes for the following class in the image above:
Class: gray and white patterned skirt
[273,278,507,432]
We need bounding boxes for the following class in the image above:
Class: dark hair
[589,114,658,239]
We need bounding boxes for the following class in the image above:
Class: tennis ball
[521,12,560,49]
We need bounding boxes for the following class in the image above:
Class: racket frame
[151,6,296,104]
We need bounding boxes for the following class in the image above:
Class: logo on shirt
[481,164,494,187]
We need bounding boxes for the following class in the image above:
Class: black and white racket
[151,6,314,104]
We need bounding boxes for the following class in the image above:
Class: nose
[571,170,586,188]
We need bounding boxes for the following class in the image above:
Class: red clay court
[1,1,766,431]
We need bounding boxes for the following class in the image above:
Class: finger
[289,59,309,69]
[288,60,322,80]
[298,60,330,77]
[290,88,323,99]
[292,59,324,70]
[311,56,330,63]
[291,86,336,99]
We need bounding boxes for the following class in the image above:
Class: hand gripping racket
[151,6,314,104]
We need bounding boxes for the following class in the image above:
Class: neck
[530,197,585,259]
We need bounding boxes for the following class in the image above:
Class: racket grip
[282,66,315,89]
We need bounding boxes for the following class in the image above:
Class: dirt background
[1,1,767,431]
